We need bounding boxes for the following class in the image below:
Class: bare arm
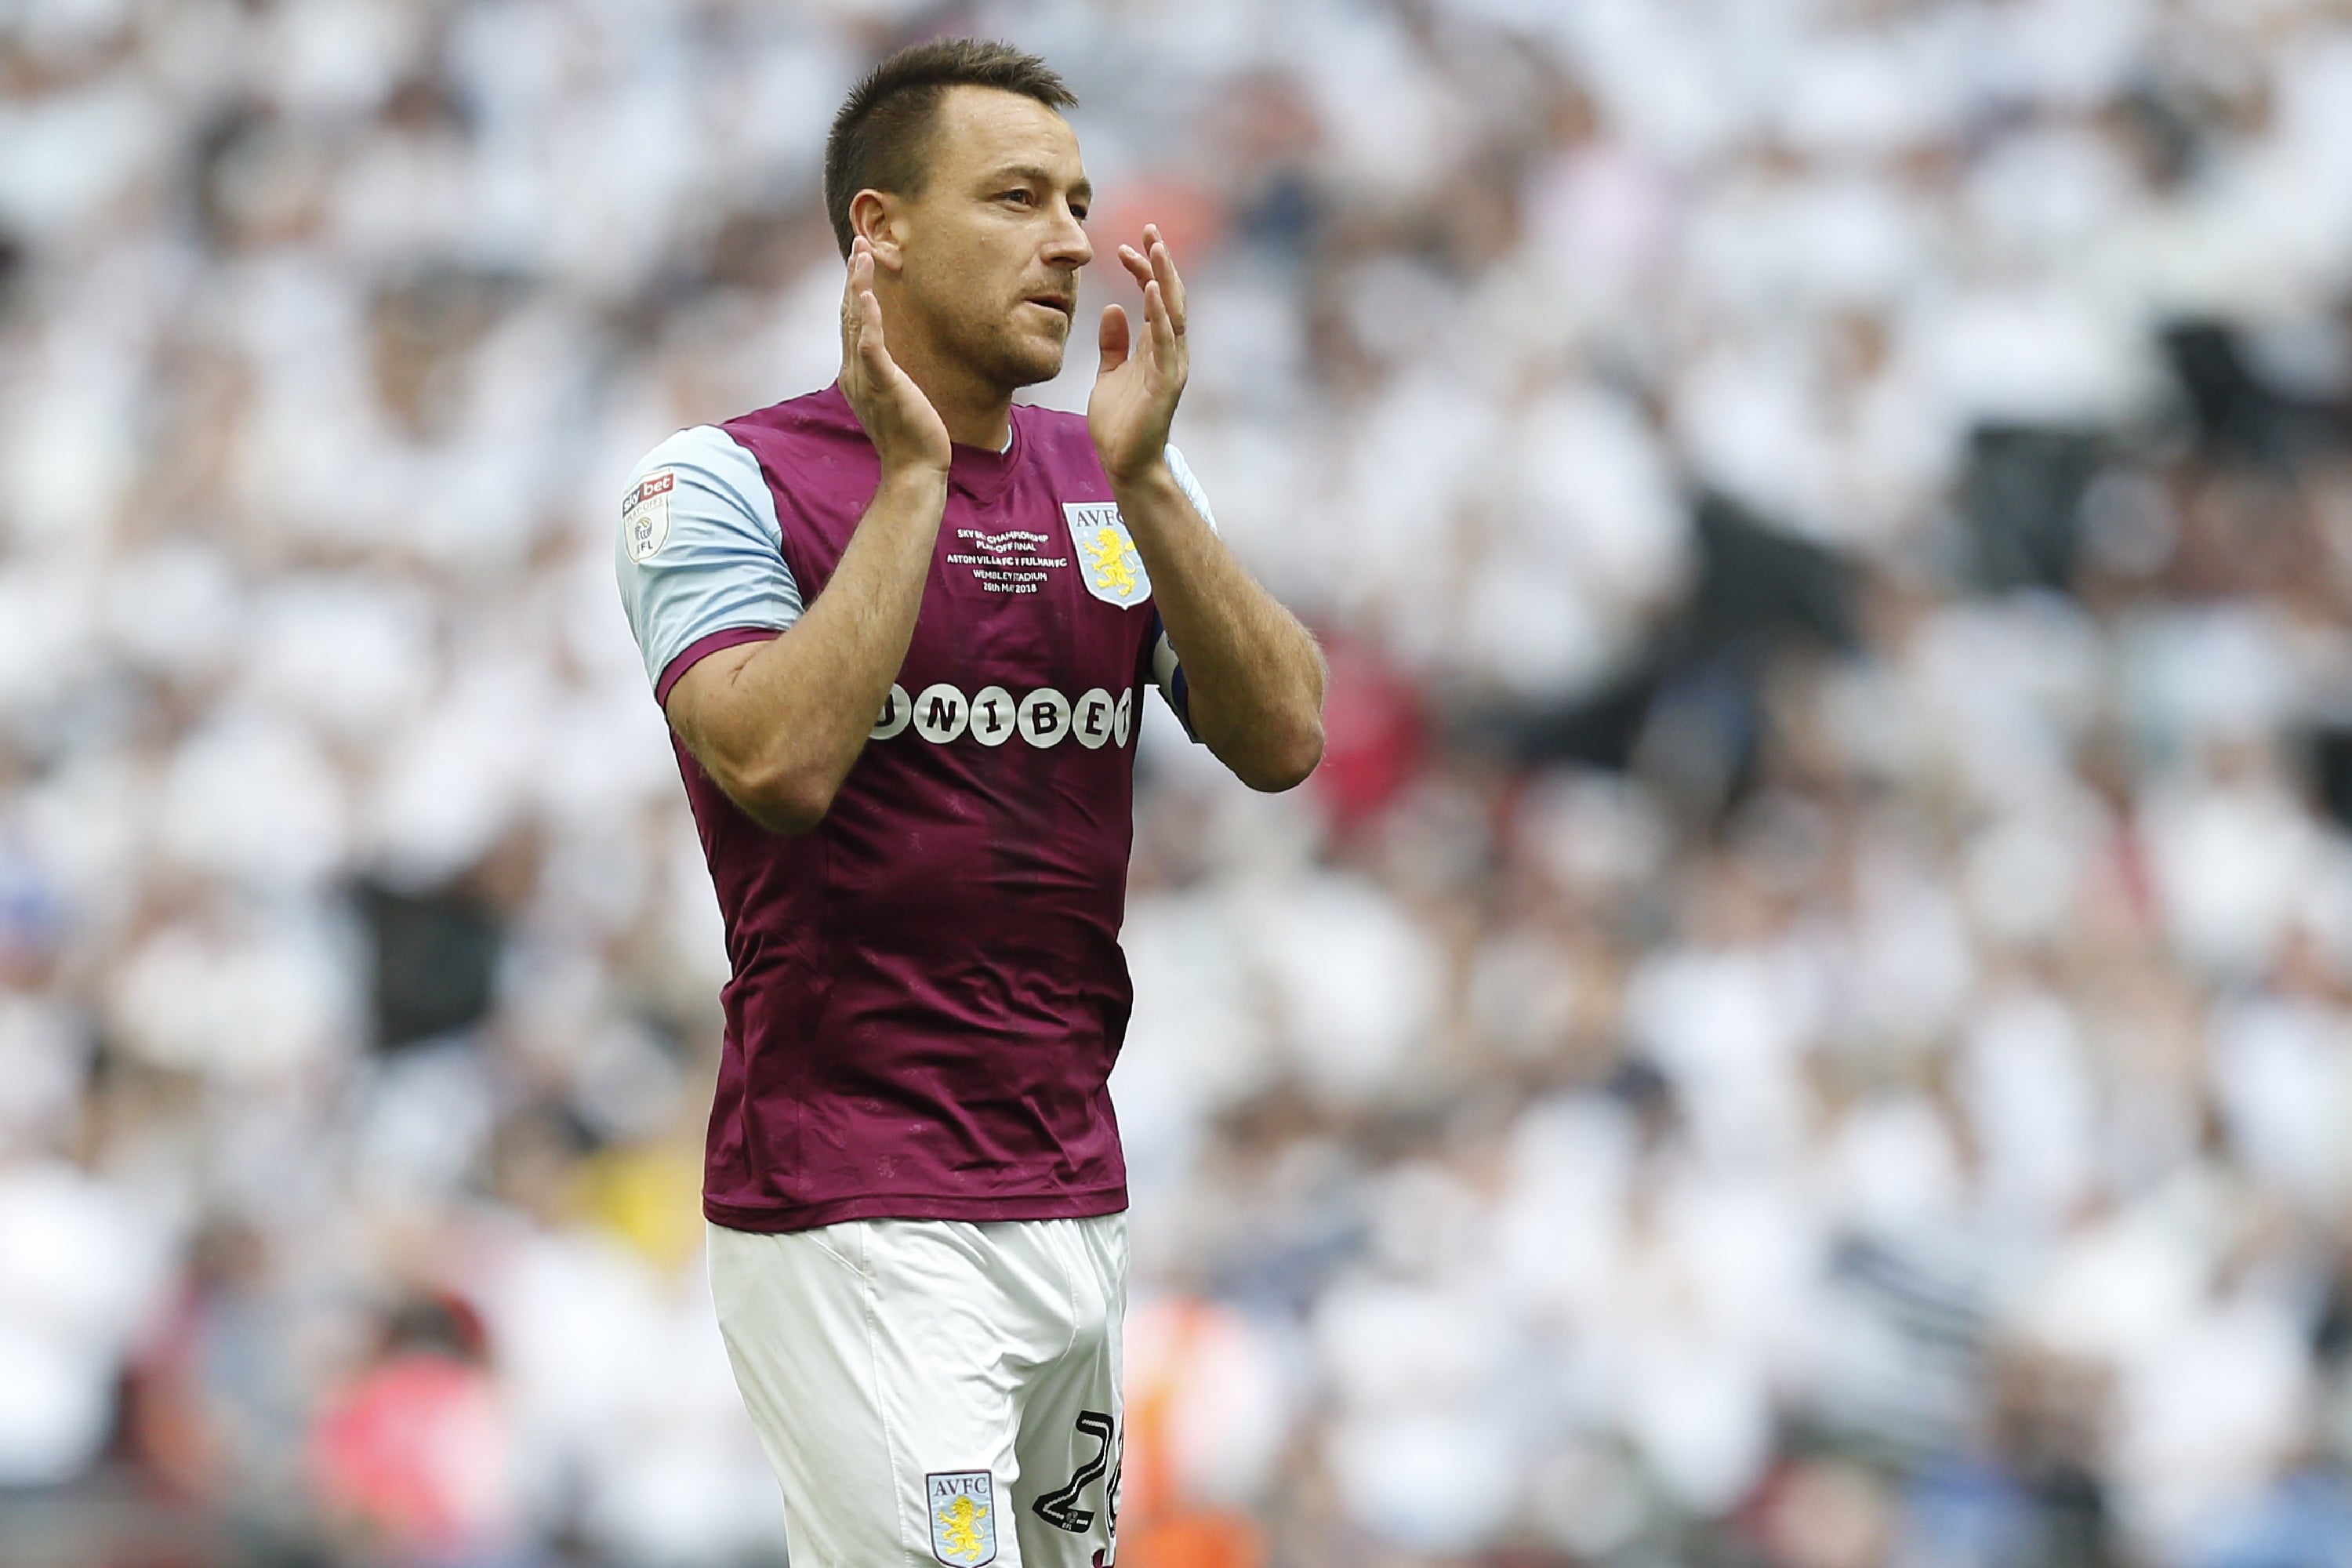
[1090,227,1325,790]
[663,238,953,834]
[1111,463,1324,789]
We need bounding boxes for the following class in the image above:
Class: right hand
[839,237,952,477]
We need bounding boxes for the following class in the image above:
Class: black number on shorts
[1031,1410,1116,1534]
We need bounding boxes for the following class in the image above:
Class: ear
[848,190,910,273]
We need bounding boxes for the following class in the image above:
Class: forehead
[926,85,1083,182]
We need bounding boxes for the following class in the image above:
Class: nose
[1047,200,1092,269]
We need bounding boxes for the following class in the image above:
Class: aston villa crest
[1062,502,1150,608]
[927,1472,997,1567]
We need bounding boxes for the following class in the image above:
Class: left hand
[1088,224,1189,487]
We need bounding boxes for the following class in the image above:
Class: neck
[874,288,1014,450]
[917,366,1014,452]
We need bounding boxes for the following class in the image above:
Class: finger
[844,238,871,307]
[842,241,872,361]
[1116,242,1154,292]
[1097,303,1131,375]
[1142,279,1178,362]
[1144,225,1185,334]
[858,285,894,380]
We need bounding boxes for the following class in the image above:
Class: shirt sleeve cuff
[655,626,785,708]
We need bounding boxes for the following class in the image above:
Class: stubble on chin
[903,283,1062,391]
[981,321,1068,390]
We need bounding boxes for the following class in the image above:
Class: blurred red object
[1308,633,1425,838]
[1088,173,1226,267]
[1118,1298,1268,1568]
[307,1351,509,1563]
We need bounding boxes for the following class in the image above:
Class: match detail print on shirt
[945,527,1070,594]
[872,684,1132,750]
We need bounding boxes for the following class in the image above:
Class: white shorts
[708,1214,1126,1568]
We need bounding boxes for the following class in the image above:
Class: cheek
[921,240,1009,305]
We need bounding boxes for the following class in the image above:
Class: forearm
[1111,462,1325,790]
[680,466,947,829]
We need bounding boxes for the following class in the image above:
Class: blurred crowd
[8,0,2352,1566]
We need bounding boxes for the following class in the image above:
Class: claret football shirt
[615,385,1211,1232]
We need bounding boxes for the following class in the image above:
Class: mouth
[1023,295,1075,321]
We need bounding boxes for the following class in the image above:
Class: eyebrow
[989,164,1093,204]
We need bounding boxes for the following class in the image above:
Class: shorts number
[1031,1410,1116,1534]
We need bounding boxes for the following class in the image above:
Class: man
[612,38,1324,1568]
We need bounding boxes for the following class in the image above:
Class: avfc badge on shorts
[1063,502,1150,608]
[927,1472,998,1567]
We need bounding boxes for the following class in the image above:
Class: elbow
[1240,648,1329,793]
[724,759,839,836]
[1238,719,1324,793]
[746,793,831,837]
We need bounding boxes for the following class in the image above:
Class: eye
[1071,204,1090,222]
[1000,189,1036,208]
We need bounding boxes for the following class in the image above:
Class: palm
[1088,227,1188,485]
[1087,346,1163,472]
[839,238,951,474]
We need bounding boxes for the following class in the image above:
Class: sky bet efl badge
[623,470,674,562]
[927,1472,997,1567]
[1063,502,1150,608]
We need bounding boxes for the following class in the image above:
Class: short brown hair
[822,39,1078,259]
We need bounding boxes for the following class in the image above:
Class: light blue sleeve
[1149,442,1216,736]
[614,425,804,695]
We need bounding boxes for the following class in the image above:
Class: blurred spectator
[306,1294,512,1566]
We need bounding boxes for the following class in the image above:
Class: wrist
[1105,452,1178,500]
[869,463,949,531]
[877,459,951,495]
